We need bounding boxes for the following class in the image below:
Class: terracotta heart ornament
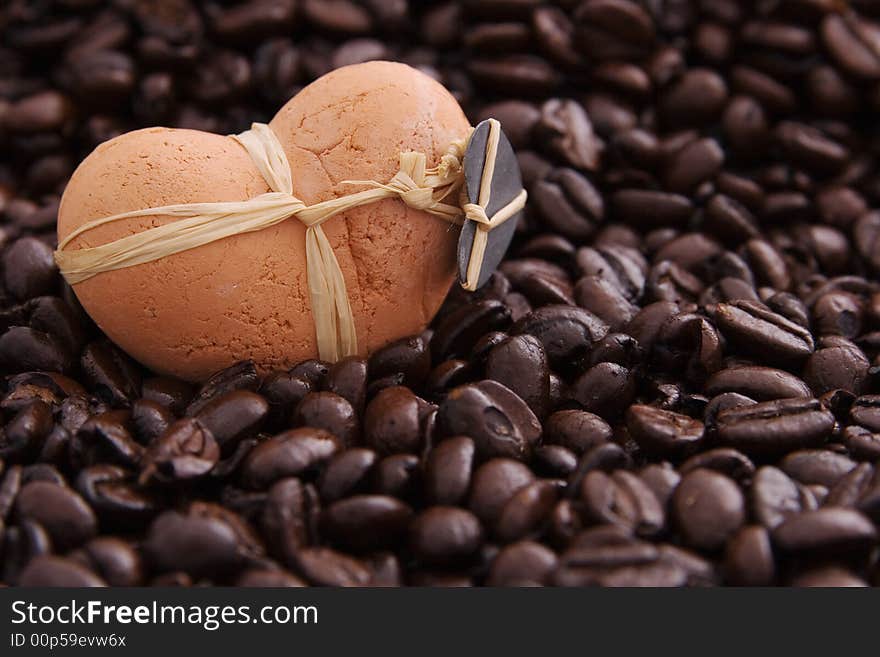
[55,61,526,382]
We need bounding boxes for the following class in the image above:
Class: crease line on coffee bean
[53,119,527,363]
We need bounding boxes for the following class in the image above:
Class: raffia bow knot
[54,120,525,363]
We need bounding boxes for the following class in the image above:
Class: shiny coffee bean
[626,405,704,457]
[424,437,475,506]
[363,387,429,455]
[194,390,269,453]
[409,507,483,566]
[241,428,340,490]
[672,469,745,552]
[144,502,264,578]
[438,381,540,461]
[322,495,413,552]
[140,418,220,485]
[715,398,835,457]
[15,480,97,551]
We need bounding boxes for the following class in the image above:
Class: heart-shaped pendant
[57,62,471,381]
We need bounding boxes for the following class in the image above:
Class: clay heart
[57,62,470,382]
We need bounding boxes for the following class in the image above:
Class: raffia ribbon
[55,120,526,362]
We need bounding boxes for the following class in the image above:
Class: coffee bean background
[3,0,880,587]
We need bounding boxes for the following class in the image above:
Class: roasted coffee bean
[186,361,260,416]
[580,469,664,537]
[295,546,370,587]
[193,390,269,453]
[587,332,643,368]
[371,453,419,500]
[71,537,143,587]
[18,555,106,587]
[15,480,97,551]
[144,502,263,578]
[0,326,73,373]
[569,362,637,420]
[544,410,612,455]
[495,479,558,543]
[612,189,693,228]
[75,465,156,527]
[850,395,880,432]
[715,398,834,457]
[703,194,760,245]
[424,359,473,397]
[2,371,82,414]
[577,246,646,302]
[724,525,775,586]
[705,366,812,400]
[260,478,318,567]
[140,418,219,485]
[71,412,143,469]
[487,540,558,586]
[142,377,193,416]
[624,301,680,352]
[646,261,703,304]
[512,305,608,371]
[318,448,377,503]
[742,239,791,291]
[780,449,857,488]
[568,444,632,495]
[660,68,728,129]
[825,463,875,509]
[638,463,680,509]
[325,357,367,415]
[260,371,312,428]
[0,400,53,461]
[775,121,848,176]
[409,506,483,566]
[130,398,173,445]
[812,291,863,338]
[467,55,562,96]
[291,392,358,447]
[236,568,306,587]
[438,381,540,460]
[843,426,880,462]
[626,405,704,457]
[653,313,723,383]
[751,466,811,530]
[432,300,512,361]
[772,508,877,557]
[672,469,745,552]
[368,335,431,389]
[2,237,58,301]
[575,275,638,330]
[791,566,867,587]
[80,340,141,406]
[536,99,601,171]
[485,334,550,419]
[680,448,755,485]
[533,445,578,478]
[821,13,880,80]
[322,495,412,552]
[363,387,429,455]
[424,437,474,506]
[477,101,540,150]
[468,458,534,525]
[241,428,340,490]
[804,344,870,396]
[712,301,814,366]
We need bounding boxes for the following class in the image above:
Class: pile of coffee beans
[3,0,880,586]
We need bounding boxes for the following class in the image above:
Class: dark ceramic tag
[458,119,524,290]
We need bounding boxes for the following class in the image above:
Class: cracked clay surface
[56,61,470,382]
